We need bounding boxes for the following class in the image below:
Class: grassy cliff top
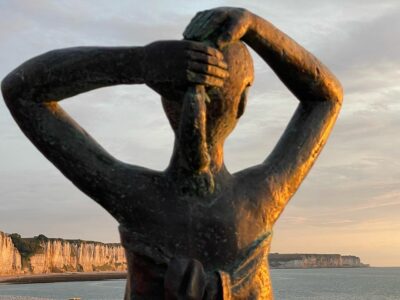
[7,232,121,260]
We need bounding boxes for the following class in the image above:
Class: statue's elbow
[1,71,26,105]
[2,74,16,101]
[316,77,343,107]
[331,78,343,106]
[1,75,12,102]
[320,68,343,106]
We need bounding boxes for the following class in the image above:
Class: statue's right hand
[143,40,228,88]
[183,7,254,49]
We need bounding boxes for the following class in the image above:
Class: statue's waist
[119,225,271,298]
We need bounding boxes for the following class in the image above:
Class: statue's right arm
[184,8,343,224]
[1,43,228,219]
[237,11,343,224]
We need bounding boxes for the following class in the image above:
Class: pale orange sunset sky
[0,0,399,267]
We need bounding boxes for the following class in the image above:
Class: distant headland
[0,230,368,282]
[269,253,369,269]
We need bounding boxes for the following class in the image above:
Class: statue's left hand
[183,7,254,48]
[144,40,228,88]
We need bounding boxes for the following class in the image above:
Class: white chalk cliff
[0,231,22,275]
[1,231,368,276]
[0,231,126,275]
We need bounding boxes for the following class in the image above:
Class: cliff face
[0,231,22,275]
[0,231,126,275]
[1,231,369,276]
[28,240,126,274]
[269,253,368,269]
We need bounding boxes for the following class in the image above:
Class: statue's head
[161,41,254,145]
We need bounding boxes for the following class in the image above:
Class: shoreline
[270,265,370,269]
[0,271,127,284]
[0,267,395,285]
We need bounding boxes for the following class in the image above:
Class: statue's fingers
[183,11,204,36]
[187,71,225,88]
[184,10,227,42]
[187,43,224,61]
[183,10,212,39]
[188,61,229,79]
[195,10,215,34]
[196,10,227,40]
[186,50,227,69]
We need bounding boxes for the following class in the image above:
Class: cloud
[0,0,399,266]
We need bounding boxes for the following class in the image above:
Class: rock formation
[1,231,369,277]
[0,231,126,275]
[0,231,22,275]
[269,253,369,269]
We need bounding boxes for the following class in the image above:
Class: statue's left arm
[1,42,227,221]
[0,46,154,220]
[185,8,343,224]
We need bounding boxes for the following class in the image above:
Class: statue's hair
[164,25,254,195]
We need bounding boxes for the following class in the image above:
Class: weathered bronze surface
[1,7,343,299]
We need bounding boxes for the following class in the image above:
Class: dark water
[0,268,399,300]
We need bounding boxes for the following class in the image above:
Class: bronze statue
[1,7,343,299]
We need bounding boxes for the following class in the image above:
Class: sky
[0,0,399,267]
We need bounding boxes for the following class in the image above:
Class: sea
[0,268,399,300]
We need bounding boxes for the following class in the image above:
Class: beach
[0,272,127,284]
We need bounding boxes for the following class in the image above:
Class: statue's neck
[168,140,226,176]
[168,142,229,196]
